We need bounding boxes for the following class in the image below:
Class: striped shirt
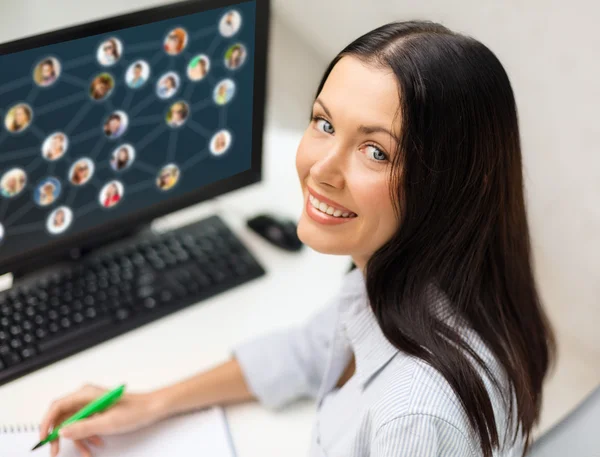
[233,267,524,456]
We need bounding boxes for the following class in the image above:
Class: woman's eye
[315,118,334,134]
[365,145,388,162]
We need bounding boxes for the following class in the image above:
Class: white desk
[0,128,349,457]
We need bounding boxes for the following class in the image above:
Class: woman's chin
[297,218,351,256]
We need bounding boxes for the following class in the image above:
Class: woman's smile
[305,185,357,226]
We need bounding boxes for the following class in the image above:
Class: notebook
[0,406,237,457]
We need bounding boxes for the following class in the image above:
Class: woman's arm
[151,357,256,418]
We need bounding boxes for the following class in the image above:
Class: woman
[112,147,130,171]
[40,21,555,457]
[102,183,121,208]
[90,75,113,100]
[158,75,177,99]
[39,182,57,206]
[52,209,65,229]
[8,105,32,132]
[157,166,179,190]
[44,133,66,161]
[167,102,188,128]
[39,59,58,86]
[164,28,186,55]
[227,45,244,69]
[101,38,120,65]
[188,56,208,81]
[71,162,91,185]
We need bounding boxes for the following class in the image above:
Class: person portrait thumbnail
[90,73,115,101]
[110,144,135,171]
[166,101,189,128]
[47,206,73,235]
[33,57,61,87]
[210,129,232,156]
[156,164,180,191]
[219,10,242,37]
[97,37,122,66]
[156,72,180,99]
[0,168,27,198]
[224,44,247,70]
[69,158,95,186]
[34,177,62,207]
[187,54,210,82]
[4,103,33,134]
[126,60,150,89]
[99,181,124,208]
[164,28,188,55]
[213,79,236,105]
[103,111,129,139]
[42,132,68,161]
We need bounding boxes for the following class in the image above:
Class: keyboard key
[4,351,20,367]
[21,346,37,359]
[38,317,112,353]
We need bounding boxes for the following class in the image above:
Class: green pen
[31,384,126,451]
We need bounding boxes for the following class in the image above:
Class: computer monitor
[0,0,269,277]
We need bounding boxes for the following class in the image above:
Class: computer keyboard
[0,215,265,386]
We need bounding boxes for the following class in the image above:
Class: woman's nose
[310,149,346,190]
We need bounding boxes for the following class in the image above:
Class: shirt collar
[337,268,400,388]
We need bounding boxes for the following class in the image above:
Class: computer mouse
[246,214,303,252]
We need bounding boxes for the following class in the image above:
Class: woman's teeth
[309,194,355,218]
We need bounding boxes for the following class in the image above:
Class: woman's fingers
[74,439,92,457]
[87,435,104,447]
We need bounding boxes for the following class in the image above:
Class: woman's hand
[39,384,166,457]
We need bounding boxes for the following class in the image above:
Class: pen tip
[31,442,43,451]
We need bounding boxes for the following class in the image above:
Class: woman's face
[118,148,128,161]
[76,164,89,180]
[104,42,115,57]
[296,56,401,268]
[43,184,54,196]
[109,118,120,132]
[231,48,241,61]
[51,136,63,151]
[107,184,117,197]
[15,107,28,125]
[95,81,108,96]
[42,63,54,78]
[166,35,179,53]
[54,210,65,226]
[172,106,184,121]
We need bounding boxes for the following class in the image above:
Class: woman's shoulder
[366,334,519,455]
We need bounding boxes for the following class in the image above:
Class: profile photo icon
[219,10,242,37]
[33,57,61,87]
[99,181,124,209]
[166,101,190,128]
[0,168,27,198]
[69,158,94,186]
[126,60,150,89]
[110,144,135,171]
[103,111,128,139]
[4,103,33,134]
[42,132,68,161]
[156,72,180,99]
[164,28,188,56]
[224,44,247,71]
[187,54,210,82]
[34,177,61,207]
[97,37,122,66]
[213,79,236,105]
[210,129,232,156]
[47,206,73,235]
[89,73,115,101]
[156,164,180,191]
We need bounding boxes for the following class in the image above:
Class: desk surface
[0,128,349,457]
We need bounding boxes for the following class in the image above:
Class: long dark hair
[315,21,555,457]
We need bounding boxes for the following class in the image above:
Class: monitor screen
[0,0,266,273]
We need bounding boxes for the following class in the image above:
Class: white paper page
[0,407,236,457]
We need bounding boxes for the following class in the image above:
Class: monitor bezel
[0,0,269,276]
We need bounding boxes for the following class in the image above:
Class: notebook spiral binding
[0,424,40,434]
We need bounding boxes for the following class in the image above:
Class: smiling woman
[39,20,554,457]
